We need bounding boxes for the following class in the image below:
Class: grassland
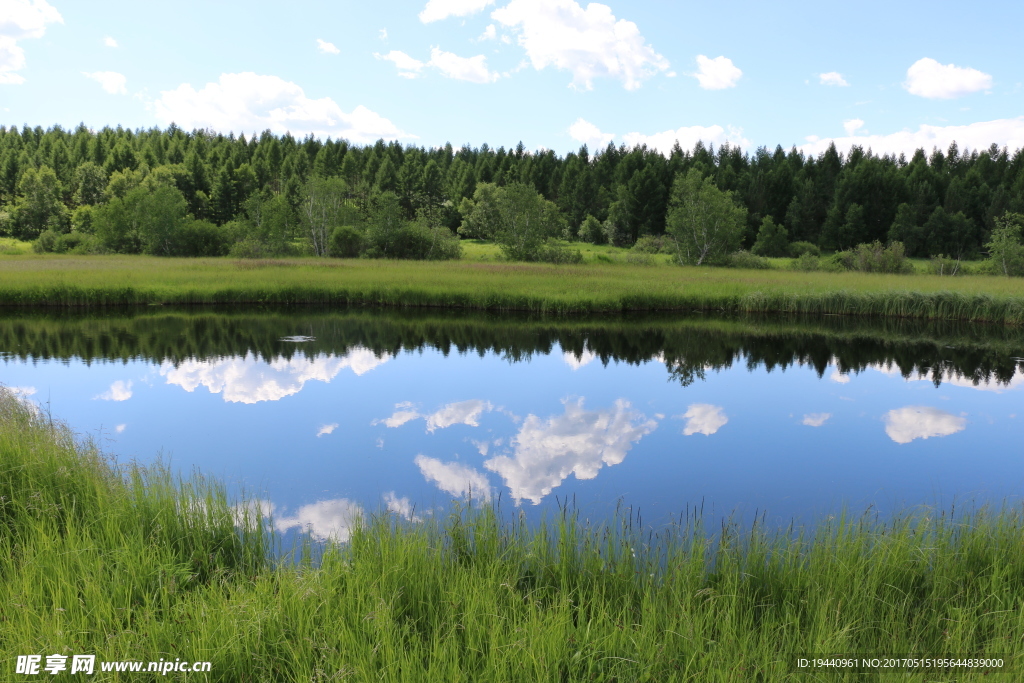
[1,249,1023,324]
[2,387,1022,681]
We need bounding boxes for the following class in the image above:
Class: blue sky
[2,0,1023,156]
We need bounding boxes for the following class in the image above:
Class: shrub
[364,223,461,261]
[788,241,820,258]
[750,217,789,257]
[33,230,107,254]
[536,245,583,264]
[726,250,773,270]
[833,241,914,274]
[929,254,965,276]
[329,225,364,258]
[578,215,606,245]
[175,220,230,257]
[985,213,1024,276]
[32,229,59,253]
[631,235,672,254]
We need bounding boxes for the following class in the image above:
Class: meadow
[0,245,1023,324]
[2,387,1022,681]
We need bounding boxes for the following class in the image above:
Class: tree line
[1,123,1023,266]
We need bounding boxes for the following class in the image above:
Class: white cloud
[799,117,1024,158]
[478,24,497,41]
[115,423,127,433]
[154,72,410,143]
[492,0,669,90]
[231,499,276,529]
[425,399,493,431]
[904,57,992,99]
[679,403,727,436]
[562,347,598,370]
[384,491,422,521]
[802,413,831,427]
[94,380,133,402]
[274,498,364,542]
[484,398,657,505]
[0,0,61,84]
[316,38,340,55]
[376,50,426,79]
[939,370,1024,393]
[428,47,500,83]
[375,399,493,431]
[317,423,338,437]
[843,118,864,136]
[883,406,967,444]
[103,36,117,48]
[829,369,851,384]
[694,55,741,90]
[622,124,751,155]
[379,28,387,41]
[379,48,499,83]
[568,118,614,151]
[420,0,494,23]
[415,455,492,501]
[83,71,127,95]
[818,71,848,87]
[161,348,389,404]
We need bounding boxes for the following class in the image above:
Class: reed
[1,254,1023,323]
[1,387,1022,681]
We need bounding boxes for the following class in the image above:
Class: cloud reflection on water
[484,398,657,505]
[678,403,728,436]
[160,348,390,403]
[883,406,967,444]
[415,455,493,501]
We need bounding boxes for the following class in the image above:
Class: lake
[2,308,1021,541]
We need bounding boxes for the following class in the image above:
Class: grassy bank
[1,253,1023,323]
[2,388,1022,681]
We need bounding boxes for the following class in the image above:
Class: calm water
[2,309,1022,540]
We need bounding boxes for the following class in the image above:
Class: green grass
[1,252,1023,323]
[2,387,1023,681]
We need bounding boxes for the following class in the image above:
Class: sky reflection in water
[3,332,1023,542]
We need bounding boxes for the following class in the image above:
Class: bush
[175,220,230,257]
[364,223,461,260]
[32,230,58,253]
[329,225,365,258]
[33,230,106,254]
[536,245,583,264]
[726,250,773,270]
[750,217,789,257]
[835,241,914,274]
[578,215,606,245]
[788,241,820,258]
[230,238,278,259]
[631,235,672,254]
[929,254,965,276]
[985,213,1024,276]
[789,252,822,271]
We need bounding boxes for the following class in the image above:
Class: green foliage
[666,168,747,265]
[364,193,460,260]
[457,182,501,239]
[577,214,605,245]
[726,250,773,269]
[750,216,789,257]
[12,165,67,239]
[32,230,105,254]
[174,219,230,257]
[329,225,364,258]
[787,240,820,257]
[984,212,1024,276]
[834,240,914,274]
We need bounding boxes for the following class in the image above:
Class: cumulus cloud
[161,348,389,404]
[377,50,426,78]
[0,0,62,84]
[819,71,848,87]
[274,498,364,542]
[316,38,340,55]
[420,0,495,23]
[103,35,117,48]
[375,399,493,431]
[428,47,500,83]
[478,24,497,41]
[883,406,967,444]
[115,423,127,433]
[415,455,492,501]
[83,71,127,95]
[484,398,657,505]
[678,403,727,436]
[317,423,338,437]
[492,0,669,90]
[829,369,852,384]
[622,124,751,155]
[568,118,614,150]
[563,348,598,370]
[154,72,409,143]
[904,57,992,99]
[94,380,133,402]
[799,117,1024,158]
[802,413,831,427]
[694,55,741,90]
[384,491,423,521]
[843,118,864,136]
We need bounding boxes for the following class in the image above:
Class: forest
[1,123,1023,265]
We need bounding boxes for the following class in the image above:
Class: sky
[2,0,1023,157]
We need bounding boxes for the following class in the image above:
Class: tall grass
[2,387,1022,681]
[0,254,1022,323]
